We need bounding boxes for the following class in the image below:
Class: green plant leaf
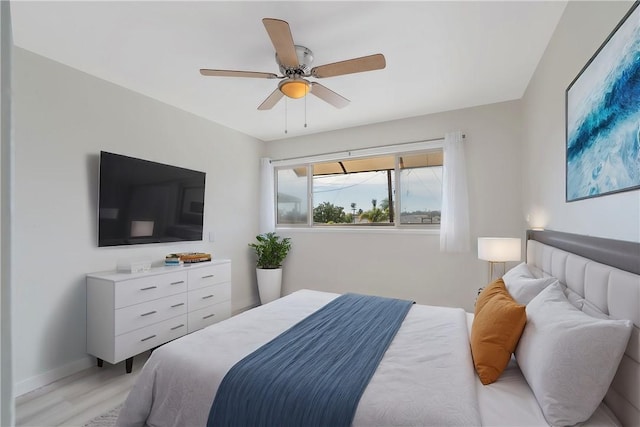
[249,232,291,269]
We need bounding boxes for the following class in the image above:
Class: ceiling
[10,1,567,142]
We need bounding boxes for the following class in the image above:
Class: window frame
[272,140,443,231]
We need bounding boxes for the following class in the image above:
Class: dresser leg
[97,358,103,368]
[125,357,133,373]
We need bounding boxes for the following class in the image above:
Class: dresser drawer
[187,263,231,291]
[188,301,231,333]
[188,283,231,313]
[115,315,187,361]
[115,292,187,336]
[115,271,187,308]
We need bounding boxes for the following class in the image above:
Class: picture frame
[565,1,640,202]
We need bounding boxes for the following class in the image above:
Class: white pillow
[515,282,632,426]
[502,262,557,305]
[526,264,546,279]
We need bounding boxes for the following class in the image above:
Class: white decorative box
[117,259,152,274]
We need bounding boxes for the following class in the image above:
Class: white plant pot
[256,268,282,304]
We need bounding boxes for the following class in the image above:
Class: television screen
[98,151,205,247]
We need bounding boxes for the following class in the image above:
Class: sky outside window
[313,167,442,214]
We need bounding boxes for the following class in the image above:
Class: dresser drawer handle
[170,303,185,308]
[140,286,157,291]
[202,314,215,320]
[202,294,214,300]
[202,274,214,279]
[170,324,185,331]
[140,310,157,317]
[140,335,156,342]
[170,281,185,285]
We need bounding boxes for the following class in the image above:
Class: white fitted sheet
[466,314,622,427]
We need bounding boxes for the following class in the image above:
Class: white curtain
[440,131,470,252]
[259,157,275,234]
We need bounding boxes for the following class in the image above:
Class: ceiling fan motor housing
[277,45,314,76]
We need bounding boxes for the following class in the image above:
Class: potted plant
[249,232,291,304]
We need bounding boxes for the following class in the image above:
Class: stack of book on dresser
[165,252,212,266]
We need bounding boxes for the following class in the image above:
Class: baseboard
[15,355,94,397]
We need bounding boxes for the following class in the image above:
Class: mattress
[117,290,622,427]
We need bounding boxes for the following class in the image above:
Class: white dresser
[87,259,231,372]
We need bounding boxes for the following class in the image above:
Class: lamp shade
[477,237,521,262]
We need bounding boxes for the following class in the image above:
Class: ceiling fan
[199,18,386,110]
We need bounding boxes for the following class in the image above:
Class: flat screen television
[98,151,206,247]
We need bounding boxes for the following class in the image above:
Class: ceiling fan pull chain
[284,97,288,134]
[304,94,308,128]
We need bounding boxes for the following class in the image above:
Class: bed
[117,229,640,427]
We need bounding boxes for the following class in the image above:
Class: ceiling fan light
[279,79,310,99]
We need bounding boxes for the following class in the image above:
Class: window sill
[275,226,440,235]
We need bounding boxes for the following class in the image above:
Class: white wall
[264,101,525,312]
[13,48,262,394]
[522,1,639,242]
[1,2,15,424]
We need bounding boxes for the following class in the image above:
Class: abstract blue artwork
[566,2,640,202]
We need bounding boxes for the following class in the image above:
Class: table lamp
[477,237,522,282]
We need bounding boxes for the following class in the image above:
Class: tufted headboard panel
[526,230,640,427]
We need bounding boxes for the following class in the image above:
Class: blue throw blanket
[207,293,413,427]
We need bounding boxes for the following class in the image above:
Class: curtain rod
[270,134,465,163]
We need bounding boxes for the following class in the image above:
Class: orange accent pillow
[471,279,527,385]
[475,278,504,316]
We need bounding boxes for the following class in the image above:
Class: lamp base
[488,261,507,282]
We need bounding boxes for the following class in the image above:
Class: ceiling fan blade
[310,83,350,109]
[311,54,386,78]
[262,18,299,68]
[257,88,285,110]
[200,69,279,79]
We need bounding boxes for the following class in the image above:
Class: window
[276,167,308,225]
[313,156,395,226]
[274,142,443,229]
[398,152,443,225]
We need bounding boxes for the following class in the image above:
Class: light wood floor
[15,352,150,427]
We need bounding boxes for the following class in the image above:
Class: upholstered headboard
[526,230,640,427]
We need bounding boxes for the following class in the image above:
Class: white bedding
[118,289,621,427]
[118,289,481,427]
[475,358,621,427]
[465,314,621,427]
